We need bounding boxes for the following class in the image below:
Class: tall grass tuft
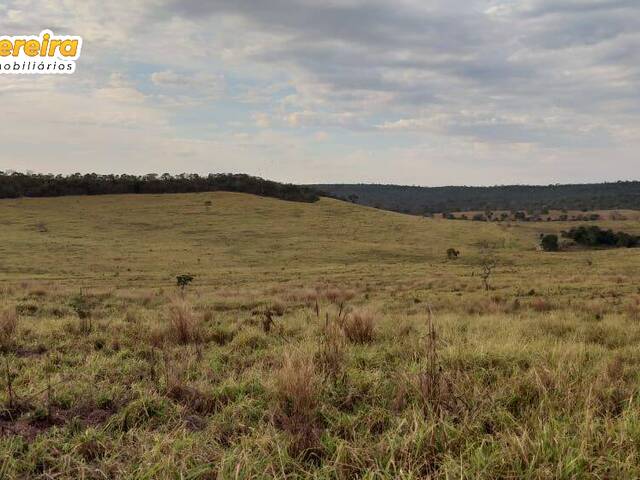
[416,306,465,418]
[272,351,323,460]
[166,299,202,344]
[0,307,18,351]
[340,309,376,343]
[317,319,347,378]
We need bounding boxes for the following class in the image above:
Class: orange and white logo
[0,30,83,74]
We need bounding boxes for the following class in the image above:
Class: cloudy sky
[1,0,639,185]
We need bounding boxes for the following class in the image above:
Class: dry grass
[340,308,377,343]
[1,193,640,477]
[625,296,640,320]
[316,319,347,378]
[165,299,202,344]
[272,351,322,459]
[0,307,18,350]
[530,297,555,312]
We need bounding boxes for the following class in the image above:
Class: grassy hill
[1,193,640,478]
[0,192,518,284]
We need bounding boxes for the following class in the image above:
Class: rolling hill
[1,192,640,478]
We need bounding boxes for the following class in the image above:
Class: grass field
[1,192,640,478]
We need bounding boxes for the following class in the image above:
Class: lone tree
[176,274,194,292]
[540,234,559,252]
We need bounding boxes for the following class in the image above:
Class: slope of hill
[314,181,640,214]
[1,192,640,478]
[0,192,510,286]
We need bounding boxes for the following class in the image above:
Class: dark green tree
[540,234,559,252]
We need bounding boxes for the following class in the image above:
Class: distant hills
[3,172,639,215]
[313,182,640,215]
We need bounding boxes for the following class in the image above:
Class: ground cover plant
[1,192,640,478]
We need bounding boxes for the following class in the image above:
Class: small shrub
[70,293,92,334]
[176,274,194,292]
[446,248,460,260]
[540,234,559,252]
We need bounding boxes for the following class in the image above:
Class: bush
[446,248,460,260]
[562,226,639,249]
[176,274,194,291]
[540,234,559,252]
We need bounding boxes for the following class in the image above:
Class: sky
[0,0,639,186]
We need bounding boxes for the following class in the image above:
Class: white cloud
[1,0,640,184]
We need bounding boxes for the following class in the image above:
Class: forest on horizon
[315,181,640,214]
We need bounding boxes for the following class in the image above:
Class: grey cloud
[517,0,640,18]
[161,0,638,149]
[3,0,640,184]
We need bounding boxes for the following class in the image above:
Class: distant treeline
[315,182,640,214]
[0,172,320,203]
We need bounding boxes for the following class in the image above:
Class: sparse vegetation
[1,192,640,478]
[339,308,377,343]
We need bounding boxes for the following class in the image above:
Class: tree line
[0,172,320,203]
[315,182,640,214]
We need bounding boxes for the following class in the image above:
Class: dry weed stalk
[273,351,323,460]
[317,318,347,378]
[416,305,467,418]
